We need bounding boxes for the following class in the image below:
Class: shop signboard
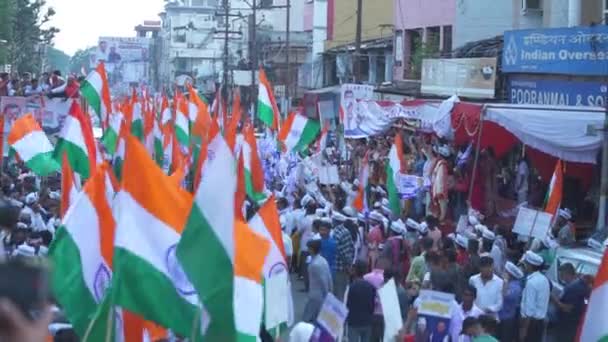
[503,26,608,75]
[421,58,497,99]
[508,77,608,107]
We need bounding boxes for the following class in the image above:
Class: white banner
[343,98,454,139]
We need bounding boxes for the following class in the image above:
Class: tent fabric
[525,146,594,190]
[483,105,604,164]
[452,103,518,158]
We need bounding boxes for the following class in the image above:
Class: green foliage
[68,47,95,75]
[46,46,69,74]
[0,0,60,73]
[410,34,439,79]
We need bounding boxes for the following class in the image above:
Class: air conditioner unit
[522,0,542,15]
[259,0,273,9]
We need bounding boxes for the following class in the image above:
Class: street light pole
[597,95,608,231]
[354,0,363,82]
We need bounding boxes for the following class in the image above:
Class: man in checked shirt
[332,208,356,301]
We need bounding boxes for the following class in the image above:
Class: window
[604,0,608,24]
[174,33,187,43]
[259,0,273,8]
[442,26,452,55]
[394,30,403,66]
[522,0,542,13]
[191,0,206,7]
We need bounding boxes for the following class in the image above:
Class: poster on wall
[341,83,374,137]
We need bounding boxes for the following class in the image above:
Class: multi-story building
[321,0,393,86]
[393,0,456,82]
[158,0,230,92]
[298,0,329,89]
[454,0,606,49]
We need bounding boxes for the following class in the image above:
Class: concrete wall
[303,1,314,31]
[325,0,393,50]
[394,0,456,30]
[453,0,515,48]
[454,0,544,48]
[261,0,305,32]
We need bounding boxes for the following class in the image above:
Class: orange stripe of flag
[394,133,406,173]
[60,153,75,218]
[122,309,145,342]
[83,163,116,268]
[122,135,192,233]
[258,196,286,260]
[235,151,246,221]
[277,112,296,143]
[244,124,265,193]
[7,113,42,145]
[234,219,270,282]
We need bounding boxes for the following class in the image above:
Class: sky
[46,0,166,56]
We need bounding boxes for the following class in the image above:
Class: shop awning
[484,104,604,164]
[453,103,604,164]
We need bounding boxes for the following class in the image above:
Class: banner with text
[503,26,608,75]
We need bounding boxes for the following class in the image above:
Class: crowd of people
[0,73,596,341]
[281,131,593,342]
[0,71,81,99]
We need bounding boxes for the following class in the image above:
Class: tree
[0,0,15,66]
[68,47,95,75]
[46,46,70,74]
[2,0,60,73]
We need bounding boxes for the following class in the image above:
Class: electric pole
[223,0,230,90]
[250,0,258,124]
[285,0,291,116]
[354,0,363,83]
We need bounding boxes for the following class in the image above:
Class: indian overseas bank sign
[503,26,608,75]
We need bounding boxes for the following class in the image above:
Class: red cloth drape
[450,102,595,190]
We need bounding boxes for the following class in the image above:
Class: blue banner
[503,26,608,75]
[508,77,607,107]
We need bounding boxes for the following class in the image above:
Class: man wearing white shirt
[468,256,503,318]
[519,251,550,342]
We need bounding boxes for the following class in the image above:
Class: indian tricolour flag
[544,159,563,217]
[177,127,269,341]
[175,96,190,147]
[49,163,116,338]
[111,135,205,339]
[242,125,266,202]
[60,153,80,218]
[315,124,329,154]
[278,113,320,153]
[8,113,59,176]
[257,68,280,131]
[102,112,123,156]
[353,154,370,213]
[80,62,112,125]
[386,133,405,216]
[578,248,608,341]
[54,101,97,178]
[248,197,292,330]
[153,119,163,167]
[248,196,286,277]
[160,95,172,126]
[131,99,144,141]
